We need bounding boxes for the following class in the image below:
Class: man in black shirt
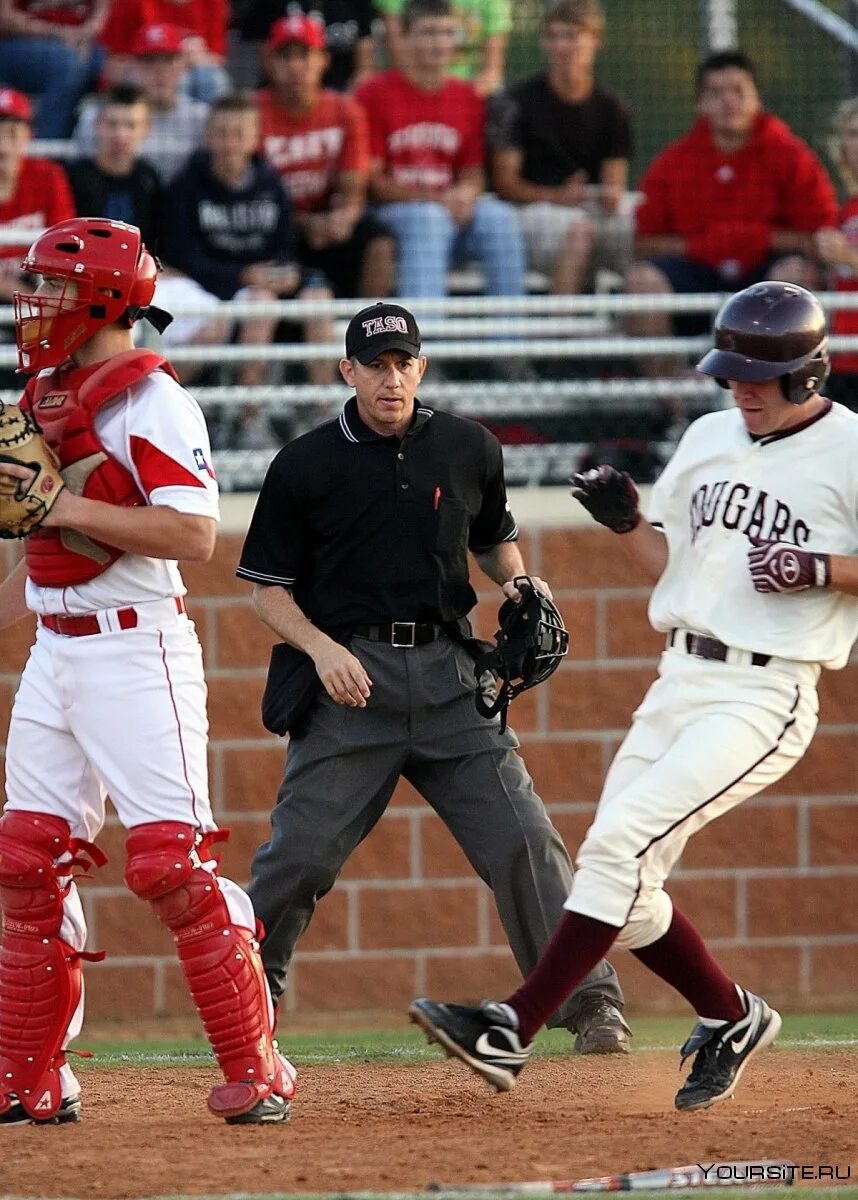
[237,302,631,1054]
[488,0,632,293]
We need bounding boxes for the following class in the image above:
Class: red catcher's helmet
[696,281,830,405]
[13,218,167,374]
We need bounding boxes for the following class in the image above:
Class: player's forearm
[45,494,216,562]
[0,559,31,630]
[826,554,858,597]
[368,174,440,204]
[473,540,526,588]
[635,235,685,257]
[618,519,669,581]
[251,583,337,660]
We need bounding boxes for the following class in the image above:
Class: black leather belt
[669,629,771,668]
[353,622,445,648]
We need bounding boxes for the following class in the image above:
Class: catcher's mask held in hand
[13,217,173,374]
[473,576,570,732]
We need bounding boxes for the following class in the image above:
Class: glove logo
[780,551,800,586]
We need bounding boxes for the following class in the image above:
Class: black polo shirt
[236,397,518,627]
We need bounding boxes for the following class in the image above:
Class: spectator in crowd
[230,0,377,93]
[0,89,75,301]
[626,51,838,373]
[165,91,336,445]
[356,0,525,302]
[379,0,510,97]
[99,0,229,103]
[67,84,165,252]
[814,97,858,410]
[258,14,395,300]
[74,24,210,183]
[0,0,108,138]
[488,0,632,295]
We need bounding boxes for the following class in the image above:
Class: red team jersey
[256,88,369,214]
[9,0,95,25]
[830,195,858,376]
[0,159,75,284]
[636,113,837,245]
[355,69,484,193]
[99,0,227,55]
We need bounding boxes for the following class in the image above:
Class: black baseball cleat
[675,989,782,1111]
[410,998,532,1092]
[0,1094,81,1126]
[224,1094,291,1125]
[572,996,632,1055]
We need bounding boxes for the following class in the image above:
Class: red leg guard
[125,822,295,1118]
[0,811,89,1120]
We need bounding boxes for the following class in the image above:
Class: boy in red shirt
[0,89,75,300]
[626,51,837,360]
[99,0,228,102]
[257,13,394,299]
[356,0,524,299]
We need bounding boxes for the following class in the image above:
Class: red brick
[88,893,174,956]
[522,739,605,803]
[541,529,653,588]
[358,884,479,949]
[341,815,412,880]
[747,875,858,936]
[668,878,737,938]
[809,804,858,865]
[293,955,416,1011]
[162,962,203,1016]
[680,804,798,870]
[818,663,858,725]
[217,816,270,884]
[607,951,686,1013]
[0,681,17,746]
[0,614,35,675]
[207,674,268,740]
[810,943,858,998]
[423,951,520,1001]
[213,603,278,669]
[776,732,858,796]
[604,595,664,659]
[182,534,248,597]
[551,810,596,860]
[299,888,349,952]
[548,667,654,732]
[221,745,286,812]
[711,945,802,999]
[76,822,129,889]
[556,594,597,661]
[85,963,157,1019]
[419,816,473,879]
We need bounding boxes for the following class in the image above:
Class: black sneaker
[675,990,782,1111]
[572,996,632,1055]
[224,1094,291,1125]
[410,998,531,1092]
[0,1094,81,1126]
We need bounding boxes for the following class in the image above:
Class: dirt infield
[2,1050,857,1199]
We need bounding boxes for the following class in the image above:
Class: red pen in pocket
[433,486,441,510]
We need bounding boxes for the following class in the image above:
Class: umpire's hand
[312,641,373,707]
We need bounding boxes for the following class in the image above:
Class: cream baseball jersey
[647,401,858,668]
[25,370,220,615]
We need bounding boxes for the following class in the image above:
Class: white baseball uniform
[566,399,858,951]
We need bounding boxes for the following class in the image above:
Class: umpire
[236,302,630,1052]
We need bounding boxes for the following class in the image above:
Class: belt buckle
[391,621,416,648]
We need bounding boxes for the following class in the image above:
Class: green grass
[77,1012,858,1071]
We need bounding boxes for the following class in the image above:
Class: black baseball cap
[345,302,421,364]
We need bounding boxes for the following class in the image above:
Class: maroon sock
[505,911,620,1045]
[632,905,745,1021]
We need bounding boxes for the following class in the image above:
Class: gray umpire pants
[248,633,624,1030]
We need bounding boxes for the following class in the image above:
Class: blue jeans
[0,36,102,138]
[374,195,526,299]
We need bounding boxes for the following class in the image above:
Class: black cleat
[572,996,632,1055]
[410,997,531,1092]
[0,1094,81,1126]
[224,1094,291,1125]
[675,989,782,1111]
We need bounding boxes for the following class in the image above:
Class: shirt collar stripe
[339,408,359,443]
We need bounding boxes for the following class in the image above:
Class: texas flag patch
[193,447,216,480]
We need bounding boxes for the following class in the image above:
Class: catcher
[0,217,296,1126]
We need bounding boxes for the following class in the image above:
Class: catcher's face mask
[473,576,570,731]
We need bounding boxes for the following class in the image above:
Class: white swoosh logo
[475,1032,528,1061]
[730,1006,761,1055]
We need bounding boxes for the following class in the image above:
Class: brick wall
[1,527,856,1020]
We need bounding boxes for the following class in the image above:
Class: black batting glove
[570,466,640,534]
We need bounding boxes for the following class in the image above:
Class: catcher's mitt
[0,403,65,539]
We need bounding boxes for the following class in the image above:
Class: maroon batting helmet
[696,281,830,405]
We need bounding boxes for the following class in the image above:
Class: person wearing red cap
[99,0,229,103]
[257,13,395,300]
[0,88,75,303]
[0,0,108,137]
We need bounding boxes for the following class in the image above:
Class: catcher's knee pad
[0,810,103,1120]
[613,888,674,952]
[125,822,296,1116]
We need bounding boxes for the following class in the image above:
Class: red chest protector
[20,350,179,587]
